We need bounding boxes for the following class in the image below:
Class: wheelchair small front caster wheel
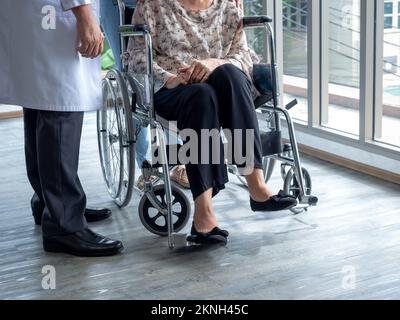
[283,167,312,214]
[138,185,191,236]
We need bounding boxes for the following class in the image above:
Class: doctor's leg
[36,111,87,235]
[33,110,123,256]
[24,109,111,226]
[23,109,45,225]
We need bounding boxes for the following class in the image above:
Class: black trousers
[23,109,87,236]
[154,64,263,200]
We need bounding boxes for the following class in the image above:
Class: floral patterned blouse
[126,0,254,92]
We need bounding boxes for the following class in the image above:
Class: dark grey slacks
[23,109,87,236]
[154,64,263,200]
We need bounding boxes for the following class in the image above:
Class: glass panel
[282,0,309,122]
[375,0,400,147]
[321,0,361,136]
[385,16,393,29]
[384,2,394,14]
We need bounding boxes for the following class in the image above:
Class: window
[384,0,400,29]
[320,0,361,136]
[246,0,400,167]
[283,0,308,31]
[385,16,393,29]
[375,0,400,147]
[385,2,393,14]
[282,0,309,122]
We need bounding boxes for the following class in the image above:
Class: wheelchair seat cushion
[253,64,273,95]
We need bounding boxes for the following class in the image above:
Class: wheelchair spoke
[106,146,119,166]
[151,212,163,223]
[172,211,182,217]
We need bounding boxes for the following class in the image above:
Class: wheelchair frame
[97,0,318,250]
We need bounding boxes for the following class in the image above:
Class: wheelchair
[97,0,319,249]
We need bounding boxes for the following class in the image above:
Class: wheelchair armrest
[243,16,273,27]
[119,24,149,35]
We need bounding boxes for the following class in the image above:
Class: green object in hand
[101,39,116,70]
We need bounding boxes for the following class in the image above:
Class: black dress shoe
[43,228,123,257]
[84,208,112,223]
[33,208,112,226]
[250,190,298,212]
[187,225,229,246]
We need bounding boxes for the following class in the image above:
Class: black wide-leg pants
[154,64,263,200]
[23,108,87,236]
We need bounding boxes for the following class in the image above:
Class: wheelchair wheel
[283,167,312,214]
[138,185,191,237]
[97,70,135,208]
[97,78,123,199]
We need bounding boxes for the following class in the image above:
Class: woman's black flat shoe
[187,225,229,245]
[250,190,298,212]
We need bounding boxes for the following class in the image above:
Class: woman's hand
[165,74,187,89]
[179,59,228,84]
[72,5,104,59]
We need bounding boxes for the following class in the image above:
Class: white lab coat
[0,0,101,112]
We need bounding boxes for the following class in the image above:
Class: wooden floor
[1,112,400,300]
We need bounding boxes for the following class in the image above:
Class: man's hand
[165,74,188,89]
[179,59,228,84]
[72,5,104,59]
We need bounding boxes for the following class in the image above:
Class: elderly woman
[128,0,297,244]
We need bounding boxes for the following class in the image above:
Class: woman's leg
[193,188,218,233]
[244,169,274,202]
[207,64,271,201]
[134,122,151,168]
[154,84,228,232]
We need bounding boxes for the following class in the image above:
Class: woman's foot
[245,169,274,202]
[189,188,228,245]
[250,190,297,212]
[193,211,219,233]
[245,169,297,212]
[137,174,158,190]
[170,165,190,189]
[187,224,229,245]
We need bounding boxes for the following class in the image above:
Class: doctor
[0,0,123,257]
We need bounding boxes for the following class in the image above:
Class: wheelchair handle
[285,99,298,111]
[243,16,273,27]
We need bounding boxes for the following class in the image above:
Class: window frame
[262,0,400,166]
